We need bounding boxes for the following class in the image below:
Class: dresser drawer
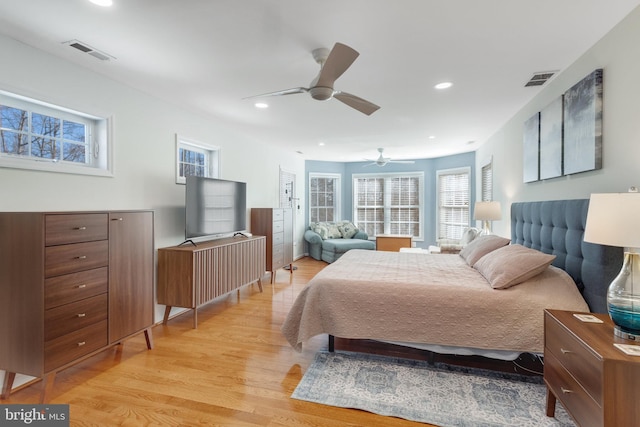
[272,209,284,221]
[273,245,284,267]
[545,351,601,427]
[46,214,108,246]
[45,320,108,372]
[45,267,108,309]
[45,293,108,341]
[273,231,284,245]
[545,315,602,403]
[45,240,109,277]
[273,221,284,234]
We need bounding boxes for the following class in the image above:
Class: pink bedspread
[281,249,589,353]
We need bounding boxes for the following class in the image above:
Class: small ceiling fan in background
[245,42,380,115]
[364,148,415,167]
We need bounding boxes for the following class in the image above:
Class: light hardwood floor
[4,256,429,426]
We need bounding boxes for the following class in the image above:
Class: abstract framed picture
[523,112,540,183]
[563,69,603,175]
[539,96,563,180]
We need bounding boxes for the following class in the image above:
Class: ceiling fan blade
[243,87,308,99]
[388,160,415,164]
[333,92,380,115]
[316,43,359,87]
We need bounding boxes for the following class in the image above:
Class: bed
[281,199,623,362]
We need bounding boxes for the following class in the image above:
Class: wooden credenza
[157,235,266,328]
[544,309,640,427]
[250,208,293,283]
[0,211,154,403]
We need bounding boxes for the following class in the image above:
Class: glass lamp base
[613,326,640,341]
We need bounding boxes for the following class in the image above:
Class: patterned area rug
[292,351,575,427]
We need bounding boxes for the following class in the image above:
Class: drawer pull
[77,313,86,318]
[111,217,123,221]
[561,387,574,394]
[75,226,87,230]
[75,255,87,260]
[77,341,86,347]
[560,348,572,354]
[76,284,87,289]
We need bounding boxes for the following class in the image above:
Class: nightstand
[544,309,640,427]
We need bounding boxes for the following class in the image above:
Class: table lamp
[474,201,501,233]
[584,190,640,340]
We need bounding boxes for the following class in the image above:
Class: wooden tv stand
[157,235,266,328]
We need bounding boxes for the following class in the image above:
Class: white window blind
[481,161,493,202]
[437,169,470,240]
[354,173,423,238]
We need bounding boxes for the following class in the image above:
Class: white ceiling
[1,0,639,162]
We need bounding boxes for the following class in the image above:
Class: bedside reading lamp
[474,201,501,233]
[584,190,640,341]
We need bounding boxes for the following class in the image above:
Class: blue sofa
[304,221,375,263]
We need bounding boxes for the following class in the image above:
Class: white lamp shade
[584,193,640,248]
[474,201,502,221]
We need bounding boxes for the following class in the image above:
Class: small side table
[544,309,640,427]
[376,234,412,252]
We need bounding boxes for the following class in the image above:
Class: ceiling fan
[245,42,380,115]
[364,148,415,167]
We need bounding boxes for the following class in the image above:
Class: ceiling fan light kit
[364,148,416,167]
[245,42,380,115]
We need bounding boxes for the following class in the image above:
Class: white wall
[0,34,307,313]
[476,6,640,238]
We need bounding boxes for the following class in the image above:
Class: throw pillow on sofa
[312,222,342,239]
[338,221,358,238]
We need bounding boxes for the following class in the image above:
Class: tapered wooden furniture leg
[546,388,557,417]
[162,306,172,325]
[1,371,15,399]
[40,372,56,404]
[144,327,154,349]
[257,278,263,292]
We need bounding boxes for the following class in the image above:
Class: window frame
[175,135,220,184]
[436,167,471,241]
[0,90,112,177]
[308,173,341,223]
[352,171,424,241]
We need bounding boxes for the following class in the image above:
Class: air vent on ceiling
[63,39,115,61]
[525,70,558,87]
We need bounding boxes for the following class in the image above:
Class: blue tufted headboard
[511,199,623,313]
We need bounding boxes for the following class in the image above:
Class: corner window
[175,135,219,184]
[0,91,111,176]
[353,172,423,239]
[481,159,493,202]
[309,173,340,222]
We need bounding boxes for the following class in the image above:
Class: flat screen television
[185,176,247,239]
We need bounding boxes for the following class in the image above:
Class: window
[175,135,219,184]
[353,172,423,239]
[481,160,493,202]
[309,173,340,222]
[0,91,110,176]
[437,168,470,240]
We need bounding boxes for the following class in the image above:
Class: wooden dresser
[251,208,293,283]
[544,309,640,427]
[0,211,154,403]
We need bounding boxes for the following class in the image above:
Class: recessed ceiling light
[318,142,325,146]
[428,135,436,139]
[434,82,453,90]
[254,102,268,109]
[89,0,113,6]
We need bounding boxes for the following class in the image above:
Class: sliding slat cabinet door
[108,211,154,343]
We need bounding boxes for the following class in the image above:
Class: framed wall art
[523,112,540,183]
[563,69,603,175]
[539,96,563,180]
